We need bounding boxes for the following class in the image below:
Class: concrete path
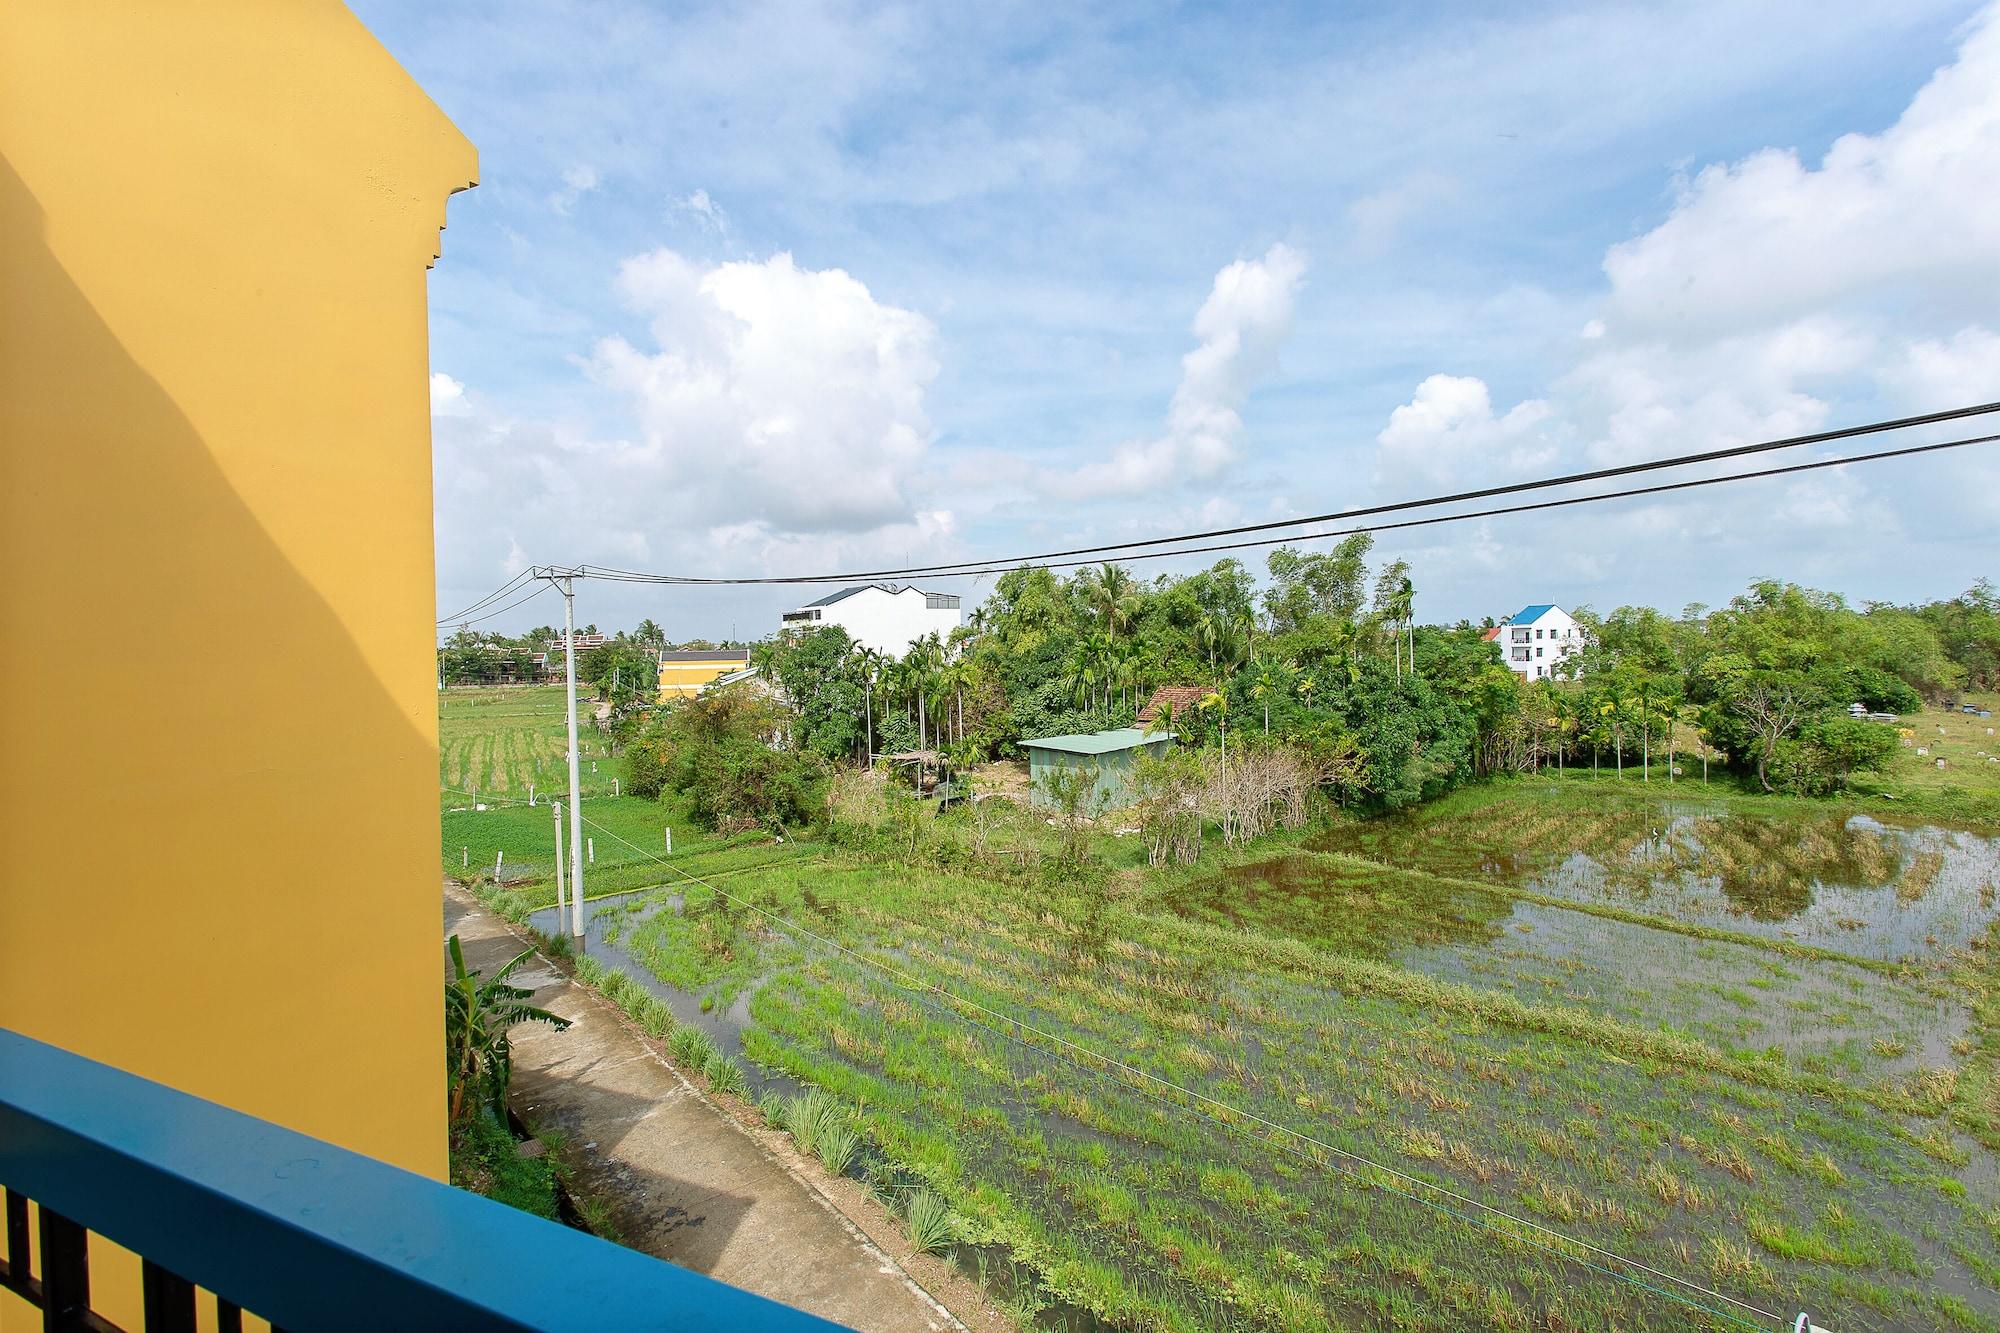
[444,885,970,1333]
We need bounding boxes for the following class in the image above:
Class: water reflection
[1313,796,2000,962]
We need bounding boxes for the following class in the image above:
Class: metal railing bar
[38,1204,91,1332]
[0,1029,838,1333]
[1,1187,37,1305]
[140,1260,195,1333]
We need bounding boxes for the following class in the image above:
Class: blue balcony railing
[0,1028,839,1331]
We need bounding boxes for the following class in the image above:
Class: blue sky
[356,1,2000,641]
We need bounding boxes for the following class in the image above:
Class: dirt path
[445,884,1005,1333]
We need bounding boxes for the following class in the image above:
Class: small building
[780,584,961,658]
[1494,604,1585,681]
[1023,728,1177,812]
[658,648,752,699]
[1136,685,1208,726]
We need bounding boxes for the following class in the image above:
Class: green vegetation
[443,935,569,1219]
[474,775,2000,1330]
[448,1112,561,1220]
[439,569,2000,1326]
[438,685,621,808]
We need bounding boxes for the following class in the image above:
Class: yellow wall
[0,0,474,1207]
[659,659,752,699]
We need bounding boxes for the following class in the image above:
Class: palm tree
[1066,633,1103,711]
[1112,637,1142,713]
[1197,690,1230,773]
[1081,562,1139,640]
[857,647,886,765]
[1247,659,1289,735]
[445,936,569,1123]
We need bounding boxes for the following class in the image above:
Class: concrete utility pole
[552,797,566,924]
[560,568,584,932]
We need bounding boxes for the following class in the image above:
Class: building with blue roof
[1492,604,1585,681]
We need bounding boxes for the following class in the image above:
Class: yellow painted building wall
[1,0,473,1216]
[659,658,753,698]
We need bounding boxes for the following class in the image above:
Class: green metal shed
[1022,728,1177,812]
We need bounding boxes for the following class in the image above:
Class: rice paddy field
[448,697,2000,1330]
[438,685,622,809]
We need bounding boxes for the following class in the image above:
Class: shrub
[704,1055,747,1097]
[814,1121,861,1176]
[904,1189,961,1255]
[1842,664,1923,715]
[669,1026,720,1070]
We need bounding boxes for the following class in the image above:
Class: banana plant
[445,935,570,1123]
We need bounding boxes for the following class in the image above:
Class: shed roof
[1511,604,1560,624]
[1135,685,1208,724]
[1023,727,1176,755]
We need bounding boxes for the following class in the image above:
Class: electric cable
[439,581,557,629]
[577,429,1999,586]
[437,569,536,625]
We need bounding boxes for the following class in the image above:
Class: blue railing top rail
[0,1028,841,1332]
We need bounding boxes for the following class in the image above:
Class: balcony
[0,1029,833,1332]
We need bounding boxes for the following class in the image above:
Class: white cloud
[1373,374,1558,492]
[548,164,600,215]
[1599,8,2000,342]
[1883,326,2000,409]
[671,188,731,239]
[591,248,941,534]
[1045,243,1306,499]
[430,250,964,626]
[1365,8,2000,606]
[429,372,470,417]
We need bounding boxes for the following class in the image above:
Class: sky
[353,0,2000,642]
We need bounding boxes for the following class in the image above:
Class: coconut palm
[1081,562,1140,640]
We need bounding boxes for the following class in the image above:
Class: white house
[1489,604,1585,681]
[779,584,961,658]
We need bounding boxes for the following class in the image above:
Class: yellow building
[658,649,753,699]
[2,3,474,1322]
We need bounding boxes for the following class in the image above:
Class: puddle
[528,889,789,1098]
[1314,797,2000,962]
[1163,850,1972,1080]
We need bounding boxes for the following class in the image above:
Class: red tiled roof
[1136,685,1208,724]
[1480,626,1502,641]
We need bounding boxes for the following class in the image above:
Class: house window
[1536,646,1544,658]
[924,593,960,610]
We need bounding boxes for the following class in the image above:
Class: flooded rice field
[1311,791,2000,961]
[523,786,2000,1331]
[1158,854,1970,1085]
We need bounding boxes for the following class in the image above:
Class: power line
[574,810,1782,1329]
[576,429,1999,586]
[438,569,536,625]
[438,581,557,629]
[577,400,2000,586]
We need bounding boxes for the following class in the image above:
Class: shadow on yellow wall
[0,144,450,1160]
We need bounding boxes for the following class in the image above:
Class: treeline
[436,616,737,702]
[745,539,1999,810]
